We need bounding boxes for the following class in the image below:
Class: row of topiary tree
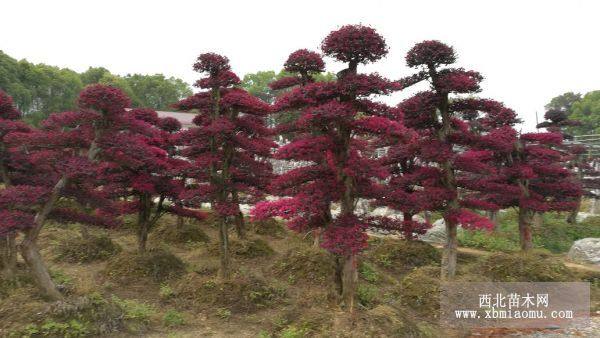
[0,24,585,312]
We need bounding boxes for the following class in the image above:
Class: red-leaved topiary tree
[468,105,581,251]
[536,109,587,223]
[0,90,31,278]
[252,25,407,311]
[174,53,274,279]
[398,41,518,278]
[376,126,434,239]
[2,85,131,299]
[97,107,204,252]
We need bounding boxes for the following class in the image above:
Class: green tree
[0,51,32,112]
[80,67,111,85]
[241,70,286,103]
[569,90,600,135]
[96,72,142,107]
[1,51,193,125]
[545,92,582,113]
[124,74,192,110]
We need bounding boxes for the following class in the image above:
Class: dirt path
[430,243,600,273]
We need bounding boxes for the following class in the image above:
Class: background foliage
[0,50,192,125]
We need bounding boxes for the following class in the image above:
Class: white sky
[1,0,598,131]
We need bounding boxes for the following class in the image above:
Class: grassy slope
[1,211,599,337]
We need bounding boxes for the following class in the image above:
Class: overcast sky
[1,0,598,131]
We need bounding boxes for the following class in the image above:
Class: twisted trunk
[566,197,581,224]
[19,176,67,300]
[218,218,230,280]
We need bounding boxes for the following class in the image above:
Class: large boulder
[568,238,600,265]
[419,219,446,244]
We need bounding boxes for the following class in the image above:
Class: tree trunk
[1,232,17,278]
[218,218,230,280]
[137,194,151,253]
[334,255,343,296]
[487,211,499,231]
[234,210,245,240]
[518,208,533,251]
[18,176,67,300]
[232,192,245,239]
[20,232,62,300]
[313,228,321,248]
[341,254,357,312]
[441,217,458,279]
[403,212,414,240]
[138,221,149,253]
[566,196,581,224]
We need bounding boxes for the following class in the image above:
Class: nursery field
[1,210,599,337]
[1,20,599,338]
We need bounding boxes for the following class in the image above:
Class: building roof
[156,111,196,129]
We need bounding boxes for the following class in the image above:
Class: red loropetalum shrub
[397,40,524,278]
[252,25,406,311]
[1,85,134,300]
[537,109,589,224]
[0,90,31,278]
[174,53,274,279]
[97,106,205,252]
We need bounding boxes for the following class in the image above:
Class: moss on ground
[7,293,126,337]
[207,238,274,258]
[104,248,186,283]
[472,251,574,282]
[358,305,433,337]
[273,247,336,285]
[367,239,440,272]
[396,266,441,318]
[153,221,210,245]
[174,273,286,314]
[249,218,287,237]
[54,233,121,263]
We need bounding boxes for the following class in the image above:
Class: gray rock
[568,238,600,265]
[419,218,447,244]
[577,212,593,222]
[418,218,467,244]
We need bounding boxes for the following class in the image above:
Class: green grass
[457,208,600,254]
[359,261,380,283]
[163,309,186,327]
